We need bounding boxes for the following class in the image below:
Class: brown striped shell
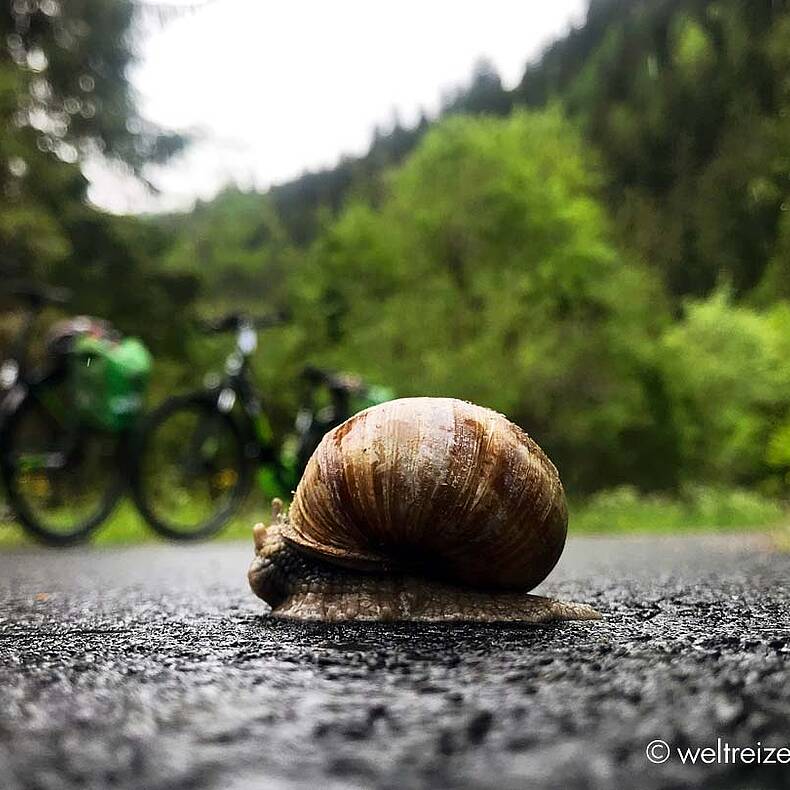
[282,397,568,592]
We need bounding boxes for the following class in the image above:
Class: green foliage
[517,0,790,300]
[659,291,790,487]
[300,111,669,491]
[670,13,716,78]
[158,188,294,311]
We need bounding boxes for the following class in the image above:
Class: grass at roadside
[570,485,786,534]
[0,484,787,549]
[0,490,272,549]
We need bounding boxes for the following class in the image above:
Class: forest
[2,0,790,527]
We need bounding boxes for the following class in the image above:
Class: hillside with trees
[3,0,790,505]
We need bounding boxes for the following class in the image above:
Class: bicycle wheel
[0,374,122,546]
[131,394,252,540]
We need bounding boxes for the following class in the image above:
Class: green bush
[300,109,669,492]
[658,291,790,488]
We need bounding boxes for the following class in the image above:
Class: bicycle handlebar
[252,311,290,330]
[6,282,71,309]
[302,365,365,394]
[195,310,289,335]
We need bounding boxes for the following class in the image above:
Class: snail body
[248,397,600,623]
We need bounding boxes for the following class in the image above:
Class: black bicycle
[0,284,127,545]
[130,311,387,541]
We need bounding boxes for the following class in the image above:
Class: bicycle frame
[204,321,282,466]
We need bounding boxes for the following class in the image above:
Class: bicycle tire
[130,393,253,541]
[0,374,123,546]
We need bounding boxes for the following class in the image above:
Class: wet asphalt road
[0,534,788,790]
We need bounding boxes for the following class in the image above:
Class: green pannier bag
[70,335,152,431]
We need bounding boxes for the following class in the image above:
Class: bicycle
[130,311,391,541]
[0,283,132,545]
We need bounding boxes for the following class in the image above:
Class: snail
[248,397,600,623]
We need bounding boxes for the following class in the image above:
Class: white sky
[86,0,587,214]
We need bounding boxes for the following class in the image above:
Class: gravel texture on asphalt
[0,534,788,790]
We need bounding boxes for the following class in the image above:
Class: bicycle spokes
[5,385,119,537]
[136,401,247,535]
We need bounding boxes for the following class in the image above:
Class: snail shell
[248,397,600,623]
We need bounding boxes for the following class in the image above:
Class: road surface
[0,534,788,789]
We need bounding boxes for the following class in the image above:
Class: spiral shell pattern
[284,397,567,591]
